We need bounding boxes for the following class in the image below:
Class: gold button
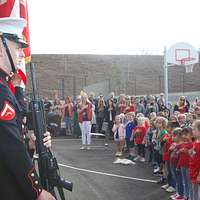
[31,173,34,177]
[35,180,38,185]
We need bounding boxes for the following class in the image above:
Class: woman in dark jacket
[105,99,116,138]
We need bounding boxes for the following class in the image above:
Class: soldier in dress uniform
[0,18,55,200]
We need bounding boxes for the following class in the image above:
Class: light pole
[73,76,76,100]
[163,46,168,107]
[61,78,65,100]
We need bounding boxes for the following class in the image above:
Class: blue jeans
[192,184,200,200]
[180,167,192,198]
[152,149,159,168]
[64,116,72,131]
[167,162,176,188]
[171,164,183,196]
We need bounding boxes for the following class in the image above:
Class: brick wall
[26,54,200,98]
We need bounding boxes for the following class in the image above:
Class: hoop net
[180,58,194,73]
[185,64,194,73]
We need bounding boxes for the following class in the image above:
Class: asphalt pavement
[51,138,171,200]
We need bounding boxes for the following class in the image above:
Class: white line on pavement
[53,138,80,141]
[58,163,157,183]
[53,138,105,142]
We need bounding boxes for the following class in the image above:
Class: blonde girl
[112,115,125,156]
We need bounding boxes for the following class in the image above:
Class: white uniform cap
[0,17,28,48]
[0,17,26,36]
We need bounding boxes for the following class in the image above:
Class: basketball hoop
[185,64,194,73]
[166,42,199,68]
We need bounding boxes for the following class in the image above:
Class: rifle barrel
[30,62,37,100]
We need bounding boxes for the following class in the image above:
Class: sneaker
[157,171,164,177]
[140,157,145,162]
[87,146,91,150]
[80,146,85,150]
[161,184,169,189]
[153,167,160,174]
[115,152,120,156]
[134,156,141,161]
[118,152,123,156]
[175,195,184,200]
[170,193,178,200]
[166,186,176,193]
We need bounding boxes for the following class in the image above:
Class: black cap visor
[1,32,28,48]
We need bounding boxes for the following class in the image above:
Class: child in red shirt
[177,127,193,200]
[189,120,200,200]
[163,122,179,162]
[134,117,147,162]
[169,128,184,199]
[161,121,179,192]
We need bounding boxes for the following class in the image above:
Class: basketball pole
[163,46,168,107]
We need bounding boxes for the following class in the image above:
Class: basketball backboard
[166,42,199,66]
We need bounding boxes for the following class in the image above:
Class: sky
[28,0,200,55]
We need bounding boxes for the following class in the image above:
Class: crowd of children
[112,111,200,200]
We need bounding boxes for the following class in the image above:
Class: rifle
[28,63,73,200]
